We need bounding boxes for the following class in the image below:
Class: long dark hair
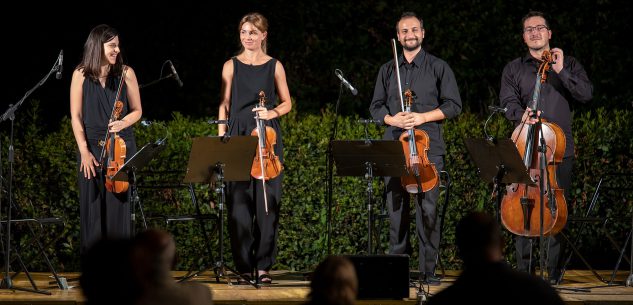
[77,24,124,81]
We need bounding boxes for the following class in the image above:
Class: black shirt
[499,53,592,157]
[370,49,462,156]
[427,261,566,305]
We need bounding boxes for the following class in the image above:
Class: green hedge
[2,103,631,272]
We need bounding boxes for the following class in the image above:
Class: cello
[500,49,567,237]
[250,91,283,214]
[390,39,439,193]
[101,67,129,194]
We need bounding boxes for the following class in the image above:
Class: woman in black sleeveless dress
[70,24,142,253]
[218,13,292,284]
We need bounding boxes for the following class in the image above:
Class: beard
[402,38,421,51]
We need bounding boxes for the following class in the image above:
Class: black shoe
[548,269,562,285]
[258,273,273,285]
[422,273,441,286]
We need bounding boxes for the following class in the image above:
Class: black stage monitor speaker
[346,254,410,299]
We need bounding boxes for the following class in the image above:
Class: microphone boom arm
[139,60,182,89]
[2,50,62,122]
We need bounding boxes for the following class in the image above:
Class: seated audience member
[427,212,565,305]
[306,255,358,305]
[132,229,213,305]
[80,238,138,305]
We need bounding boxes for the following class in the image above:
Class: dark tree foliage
[5,0,632,125]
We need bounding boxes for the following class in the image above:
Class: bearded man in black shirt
[370,11,462,285]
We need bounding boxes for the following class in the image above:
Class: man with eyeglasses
[499,11,593,285]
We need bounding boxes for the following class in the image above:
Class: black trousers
[385,155,444,274]
[227,174,282,274]
[78,138,136,254]
[515,156,574,274]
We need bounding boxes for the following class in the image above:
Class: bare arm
[272,61,292,117]
[70,69,99,179]
[218,60,233,136]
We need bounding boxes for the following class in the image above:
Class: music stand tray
[111,140,167,182]
[183,136,257,183]
[464,138,533,185]
[332,140,406,177]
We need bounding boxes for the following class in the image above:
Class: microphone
[334,69,358,96]
[357,118,382,125]
[56,50,63,80]
[168,60,183,87]
[488,105,507,113]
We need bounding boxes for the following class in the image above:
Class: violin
[103,68,129,194]
[399,90,439,193]
[500,50,567,237]
[390,39,438,193]
[250,91,283,213]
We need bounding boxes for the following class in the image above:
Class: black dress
[226,57,283,273]
[78,74,137,254]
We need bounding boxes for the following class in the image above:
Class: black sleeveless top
[228,57,283,161]
[81,75,135,142]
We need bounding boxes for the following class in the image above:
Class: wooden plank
[0,270,631,304]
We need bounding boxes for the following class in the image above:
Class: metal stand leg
[627,209,633,286]
[365,162,374,255]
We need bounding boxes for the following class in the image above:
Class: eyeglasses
[523,25,549,34]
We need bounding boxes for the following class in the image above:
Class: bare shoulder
[72,68,85,83]
[275,60,286,73]
[179,282,213,304]
[222,59,234,76]
[123,65,137,75]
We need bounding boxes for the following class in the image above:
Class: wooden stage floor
[0,270,632,304]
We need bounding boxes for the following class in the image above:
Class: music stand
[182,136,259,288]
[332,140,406,254]
[464,138,534,222]
[111,139,166,234]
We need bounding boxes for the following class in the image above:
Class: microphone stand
[0,52,61,294]
[325,82,345,255]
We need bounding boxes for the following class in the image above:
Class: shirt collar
[399,49,425,68]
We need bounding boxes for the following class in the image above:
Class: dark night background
[5,0,632,128]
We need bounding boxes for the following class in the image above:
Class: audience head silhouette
[308,255,358,305]
[132,228,177,286]
[80,238,137,305]
[456,211,504,267]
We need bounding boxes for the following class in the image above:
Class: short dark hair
[396,12,424,32]
[309,256,358,305]
[456,212,502,265]
[521,11,549,32]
